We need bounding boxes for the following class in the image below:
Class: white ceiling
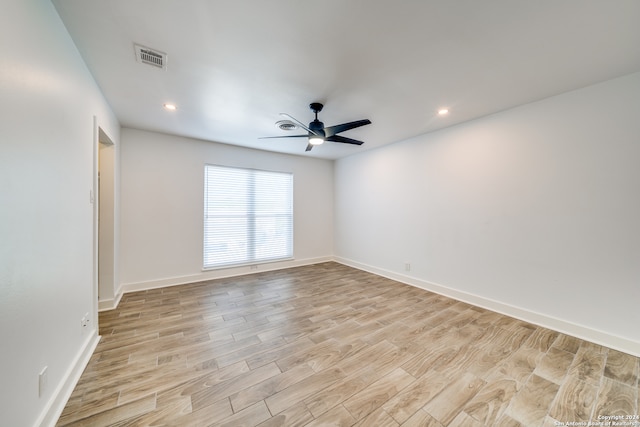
[52,0,640,159]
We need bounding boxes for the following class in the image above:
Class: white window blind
[204,165,293,269]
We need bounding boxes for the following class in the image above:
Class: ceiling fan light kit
[260,102,371,152]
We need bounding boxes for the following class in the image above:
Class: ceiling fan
[260,103,372,152]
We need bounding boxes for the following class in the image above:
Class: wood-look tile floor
[57,262,640,426]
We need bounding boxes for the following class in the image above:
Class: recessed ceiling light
[438,108,449,115]
[163,103,177,111]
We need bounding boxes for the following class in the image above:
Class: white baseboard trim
[119,256,333,296]
[35,332,101,427]
[334,256,640,357]
[98,285,123,312]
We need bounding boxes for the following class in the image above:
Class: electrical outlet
[405,262,411,272]
[39,366,48,397]
[250,265,258,271]
[81,313,90,330]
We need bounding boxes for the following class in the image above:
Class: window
[203,165,293,269]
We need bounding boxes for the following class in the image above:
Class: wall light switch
[39,366,48,397]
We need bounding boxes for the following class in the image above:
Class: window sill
[202,257,295,272]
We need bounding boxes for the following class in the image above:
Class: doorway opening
[94,124,117,315]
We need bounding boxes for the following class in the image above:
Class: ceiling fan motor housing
[309,119,325,136]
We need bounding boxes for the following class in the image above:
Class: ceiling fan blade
[258,134,308,139]
[280,113,320,136]
[305,143,314,152]
[324,119,371,137]
[326,135,364,145]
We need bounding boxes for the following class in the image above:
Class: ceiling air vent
[134,44,167,70]
[276,120,298,131]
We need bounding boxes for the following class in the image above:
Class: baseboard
[120,256,333,296]
[334,256,640,357]
[35,332,101,427]
[98,285,123,312]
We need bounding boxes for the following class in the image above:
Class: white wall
[119,128,334,291]
[335,72,640,355]
[0,1,120,426]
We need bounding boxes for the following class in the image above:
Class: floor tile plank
[504,374,560,426]
[422,371,485,425]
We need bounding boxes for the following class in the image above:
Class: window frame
[203,164,294,270]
